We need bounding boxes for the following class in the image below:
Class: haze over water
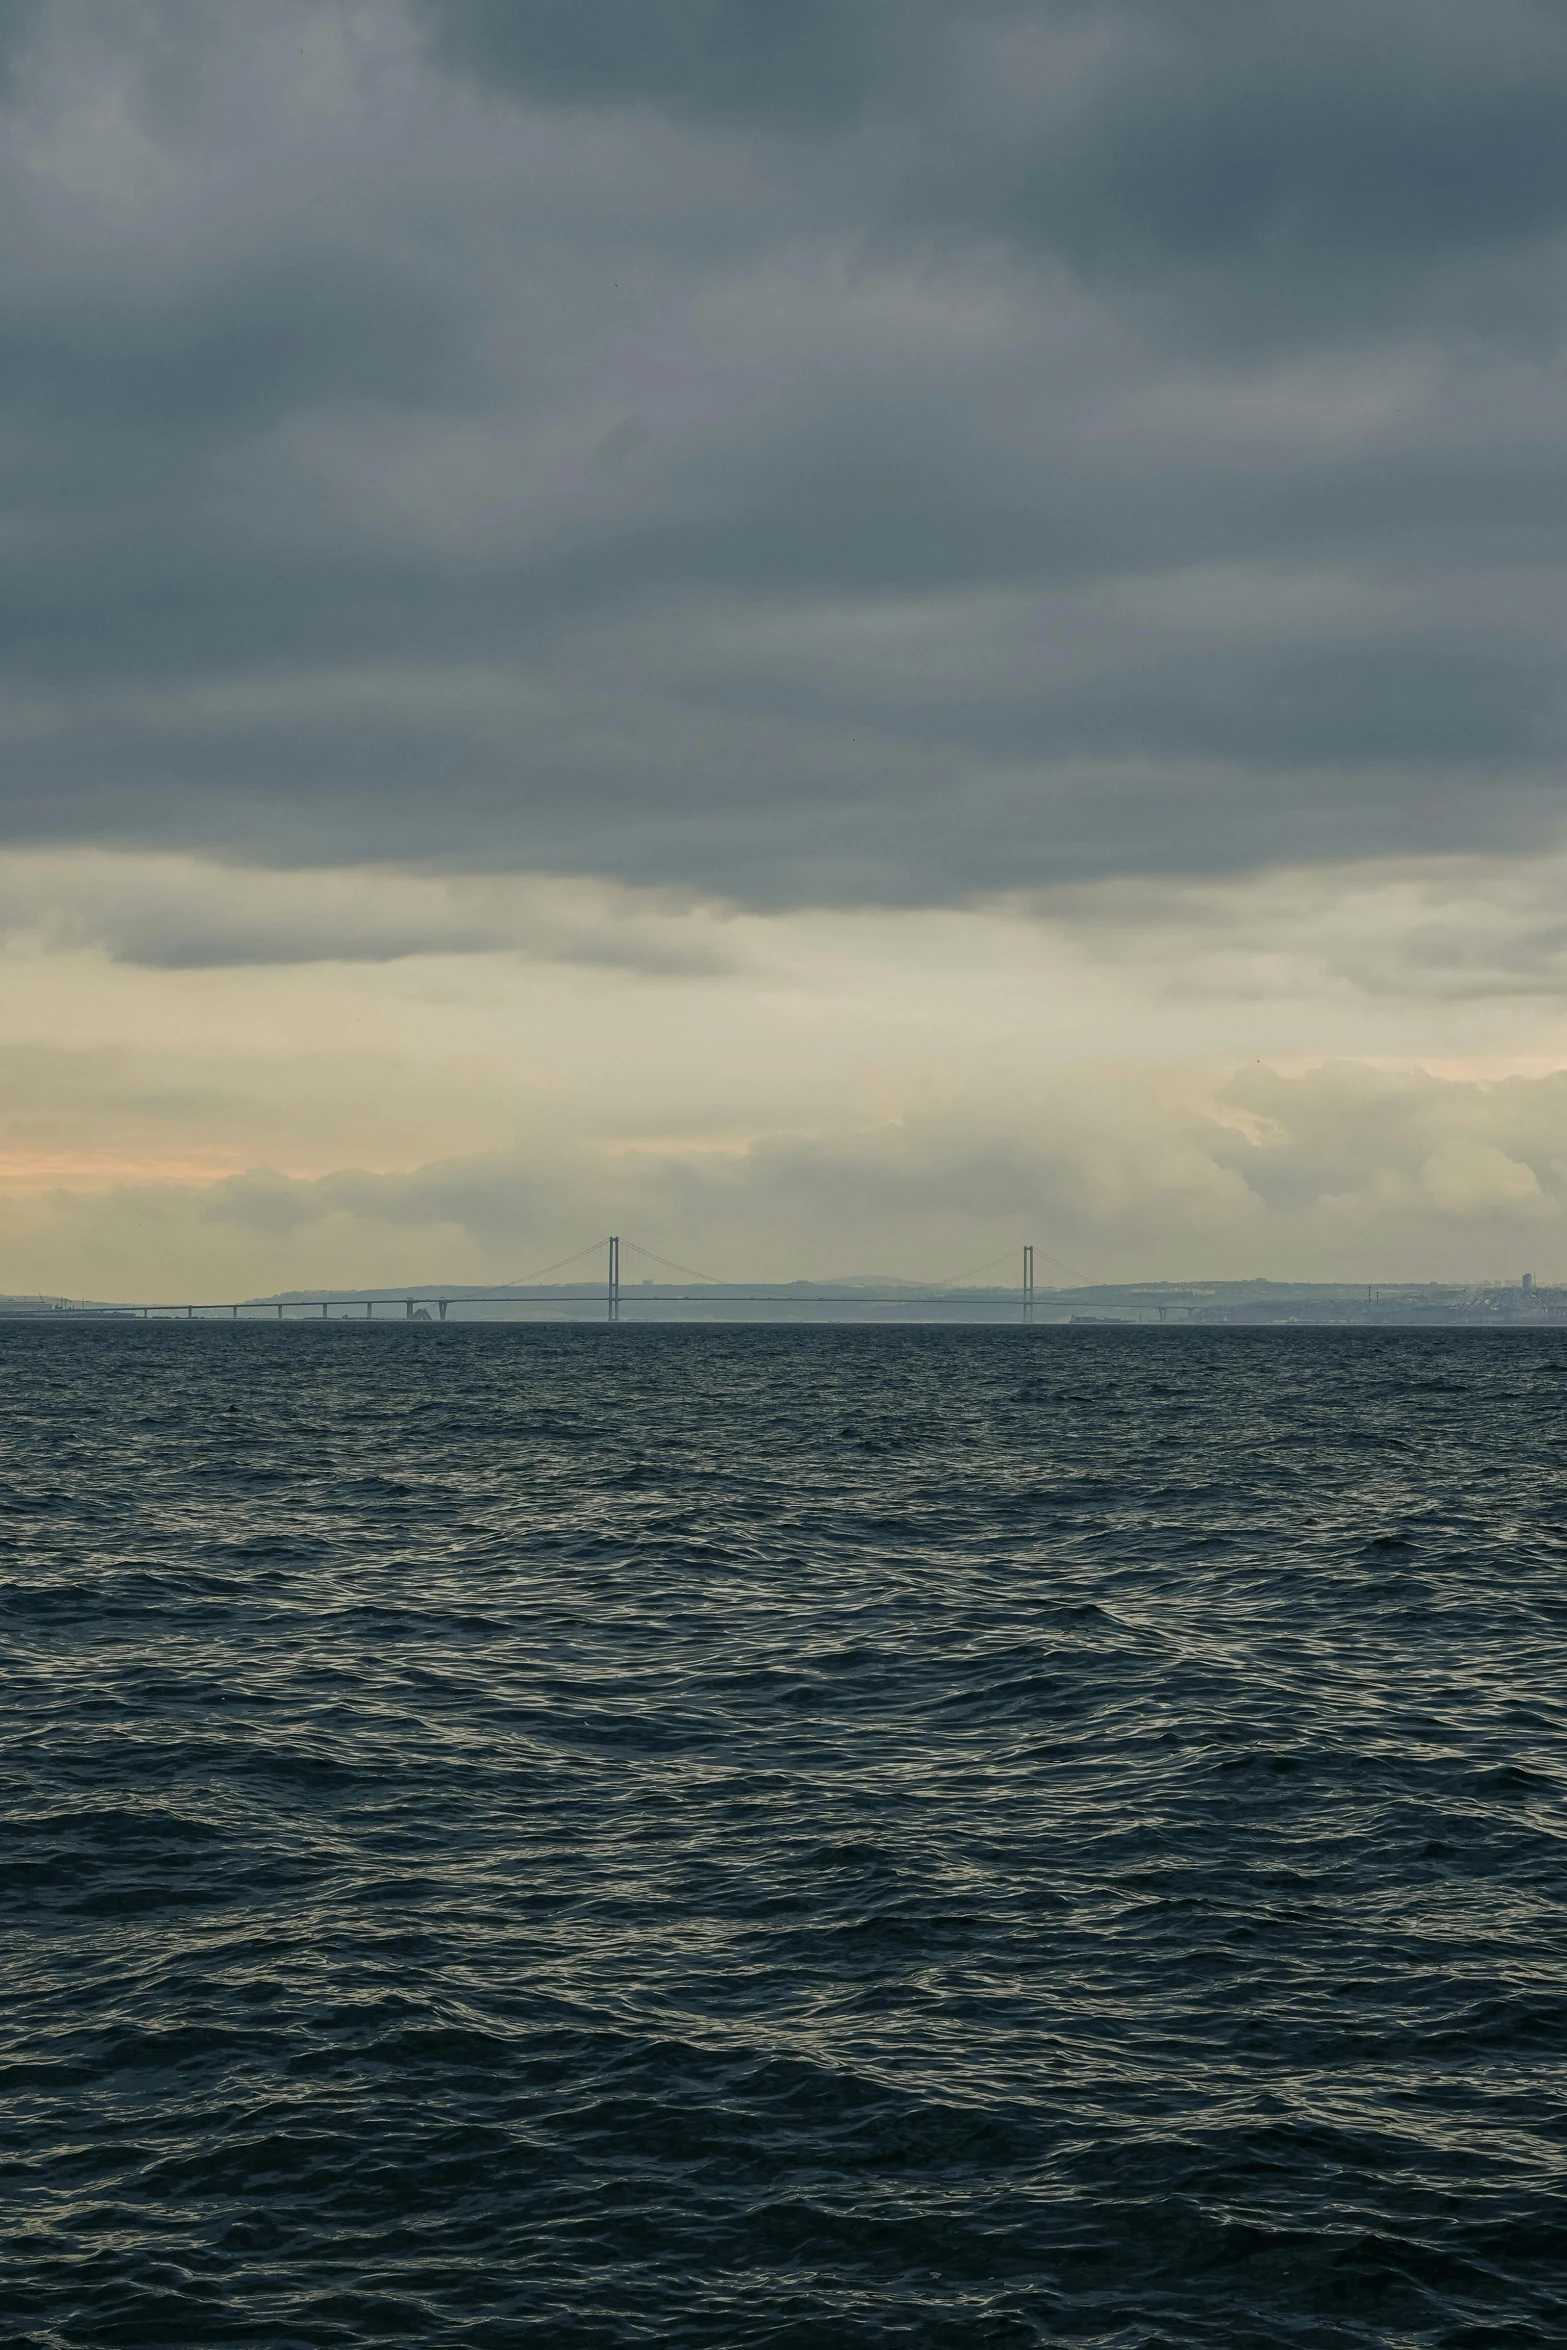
[5,1322,1564,2347]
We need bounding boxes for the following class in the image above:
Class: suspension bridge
[14,1237,1084,1324]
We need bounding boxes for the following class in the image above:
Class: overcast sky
[4,0,1567,1297]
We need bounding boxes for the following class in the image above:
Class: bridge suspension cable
[1032,1245,1088,1286]
[924,1241,1088,1291]
[622,1236,1090,1295]
[620,1239,728,1286]
[499,1238,612,1288]
[926,1245,1031,1291]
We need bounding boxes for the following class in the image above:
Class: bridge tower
[1023,1244,1034,1324]
[608,1235,621,1323]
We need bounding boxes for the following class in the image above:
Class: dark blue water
[3,1325,1565,2347]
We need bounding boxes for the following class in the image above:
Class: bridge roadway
[93,1287,1038,1322]
[17,1238,1049,1323]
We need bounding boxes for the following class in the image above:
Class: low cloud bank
[15,848,1567,1008]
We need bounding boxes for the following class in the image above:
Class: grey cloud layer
[0,852,738,971]
[4,0,1567,904]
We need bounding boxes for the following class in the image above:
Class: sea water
[3,1323,1564,2346]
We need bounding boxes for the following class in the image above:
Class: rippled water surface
[3,1322,1566,2347]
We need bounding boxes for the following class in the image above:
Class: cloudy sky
[4,0,1567,1298]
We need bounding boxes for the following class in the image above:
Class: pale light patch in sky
[2,851,1567,1298]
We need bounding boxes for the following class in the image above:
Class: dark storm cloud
[422,0,936,130]
[928,2,1567,320]
[0,0,43,67]
[4,0,1567,910]
[429,0,1567,318]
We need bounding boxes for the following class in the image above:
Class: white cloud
[1418,1138,1547,1215]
